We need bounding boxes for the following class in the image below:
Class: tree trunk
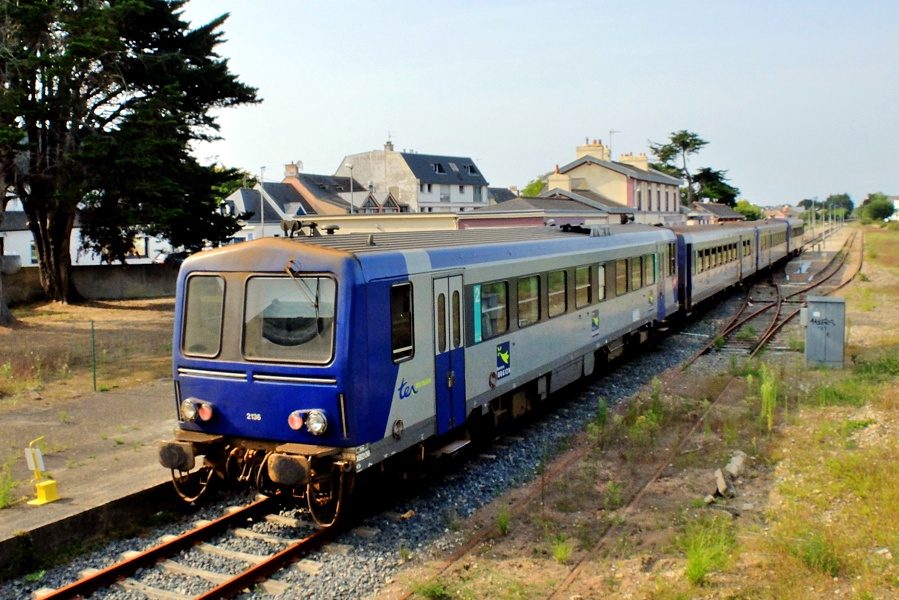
[25,201,80,303]
[0,264,15,326]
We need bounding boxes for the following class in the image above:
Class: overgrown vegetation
[678,514,737,585]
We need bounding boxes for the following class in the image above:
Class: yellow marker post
[25,437,60,506]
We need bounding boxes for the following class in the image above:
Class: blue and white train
[158,218,803,523]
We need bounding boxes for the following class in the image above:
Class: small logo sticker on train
[397,377,432,400]
[496,342,511,381]
[591,310,600,336]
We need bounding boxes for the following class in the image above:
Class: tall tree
[824,193,854,214]
[734,199,763,221]
[693,167,740,207]
[0,180,14,325]
[0,0,258,302]
[649,130,708,203]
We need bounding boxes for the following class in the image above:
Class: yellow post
[25,436,60,506]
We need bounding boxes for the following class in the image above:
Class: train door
[433,275,466,434]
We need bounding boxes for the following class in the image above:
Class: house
[474,193,632,226]
[538,139,683,225]
[333,141,490,213]
[488,187,517,205]
[888,196,899,221]
[223,181,323,241]
[1,204,170,265]
[764,205,804,219]
[689,202,746,224]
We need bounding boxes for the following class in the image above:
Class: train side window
[615,259,628,295]
[478,281,508,340]
[183,275,225,358]
[451,290,462,349]
[391,283,414,362]
[629,256,642,291]
[597,265,606,301]
[436,292,447,353]
[517,275,540,328]
[575,266,591,308]
[548,270,567,317]
[668,243,676,276]
[643,254,656,286]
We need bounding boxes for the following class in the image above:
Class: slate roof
[539,188,634,215]
[475,196,616,214]
[0,211,28,232]
[399,153,489,186]
[488,187,517,203]
[692,202,745,220]
[295,174,354,210]
[558,155,682,186]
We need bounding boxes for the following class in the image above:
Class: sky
[181,0,898,208]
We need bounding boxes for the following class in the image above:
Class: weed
[0,454,19,509]
[442,509,462,532]
[551,534,574,564]
[411,580,451,600]
[759,364,779,432]
[858,272,870,282]
[23,569,45,583]
[792,530,845,577]
[735,324,757,341]
[0,361,11,380]
[99,385,109,392]
[497,506,510,536]
[679,514,737,585]
[787,336,805,352]
[59,411,68,424]
[713,336,725,351]
[113,438,124,445]
[604,481,623,511]
[100,433,107,441]
[859,288,875,312]
[398,546,412,561]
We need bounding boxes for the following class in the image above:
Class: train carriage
[754,220,790,271]
[671,224,756,312]
[159,225,677,522]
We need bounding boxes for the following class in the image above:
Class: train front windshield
[181,274,337,364]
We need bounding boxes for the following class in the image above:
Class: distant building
[334,141,490,213]
[889,196,899,221]
[689,202,746,224]
[0,207,169,265]
[536,139,683,225]
[765,205,804,219]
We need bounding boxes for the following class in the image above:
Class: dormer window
[466,165,478,176]
[432,163,446,174]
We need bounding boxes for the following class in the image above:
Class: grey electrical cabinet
[804,296,846,368]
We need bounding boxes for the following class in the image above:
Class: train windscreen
[243,276,336,363]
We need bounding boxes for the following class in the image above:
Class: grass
[497,506,510,536]
[0,300,173,407]
[551,534,574,564]
[0,453,20,509]
[678,514,737,586]
[735,324,757,340]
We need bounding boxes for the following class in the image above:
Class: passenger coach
[159,225,677,522]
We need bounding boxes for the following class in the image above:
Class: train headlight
[306,409,328,435]
[180,399,199,421]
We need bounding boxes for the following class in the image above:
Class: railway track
[395,228,863,600]
[35,495,341,599]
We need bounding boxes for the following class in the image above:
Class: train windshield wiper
[284,261,319,318]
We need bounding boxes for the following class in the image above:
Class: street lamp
[344,163,354,214]
[259,166,267,238]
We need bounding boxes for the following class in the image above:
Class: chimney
[576,138,609,161]
[619,152,649,171]
[384,140,394,152]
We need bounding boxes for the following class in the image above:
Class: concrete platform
[0,378,181,572]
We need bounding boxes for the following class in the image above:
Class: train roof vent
[589,225,612,237]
